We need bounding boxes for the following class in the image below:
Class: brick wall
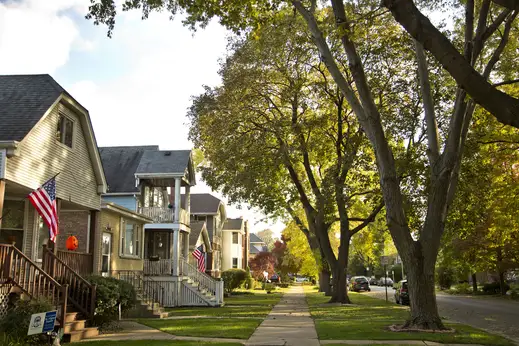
[57,211,90,253]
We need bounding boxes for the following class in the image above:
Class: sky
[0,0,286,236]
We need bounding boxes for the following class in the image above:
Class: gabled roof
[249,244,268,255]
[189,221,212,252]
[0,74,64,141]
[181,193,225,215]
[0,74,107,193]
[224,218,244,231]
[249,233,266,244]
[99,146,158,193]
[136,150,191,176]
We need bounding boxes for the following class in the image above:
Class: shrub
[221,269,247,294]
[450,283,472,294]
[85,275,137,327]
[509,284,519,300]
[264,283,276,293]
[243,268,254,290]
[436,266,456,290]
[276,283,290,288]
[482,281,510,295]
[0,297,54,345]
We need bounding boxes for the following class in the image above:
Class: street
[367,285,519,344]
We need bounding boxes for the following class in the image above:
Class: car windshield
[355,278,367,283]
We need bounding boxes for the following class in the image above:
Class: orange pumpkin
[66,236,79,251]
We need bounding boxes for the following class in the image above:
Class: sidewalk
[245,285,319,346]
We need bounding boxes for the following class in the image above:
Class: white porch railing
[179,258,224,305]
[144,259,173,276]
[139,207,190,226]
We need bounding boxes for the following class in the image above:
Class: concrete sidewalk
[245,285,319,346]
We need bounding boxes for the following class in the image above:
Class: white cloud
[0,0,88,74]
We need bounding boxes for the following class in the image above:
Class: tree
[249,252,277,280]
[257,229,276,251]
[85,0,519,330]
[187,15,383,303]
[271,238,302,280]
[282,221,320,279]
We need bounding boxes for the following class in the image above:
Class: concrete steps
[62,311,99,343]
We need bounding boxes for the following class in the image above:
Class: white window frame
[120,218,142,259]
[232,232,239,244]
[56,113,74,149]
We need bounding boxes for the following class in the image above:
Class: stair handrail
[113,270,165,309]
[0,243,68,327]
[180,258,218,296]
[42,245,97,320]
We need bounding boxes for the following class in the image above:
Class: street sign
[380,256,390,265]
[28,310,57,335]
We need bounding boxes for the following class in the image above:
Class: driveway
[366,285,519,344]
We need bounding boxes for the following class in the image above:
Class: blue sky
[0,0,285,235]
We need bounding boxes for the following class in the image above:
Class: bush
[276,283,290,288]
[0,297,54,345]
[221,269,247,294]
[85,275,137,327]
[449,283,472,294]
[243,268,255,290]
[482,281,510,295]
[509,284,519,299]
[436,266,456,290]
[264,283,276,293]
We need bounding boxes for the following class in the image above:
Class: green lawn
[79,341,243,346]
[138,318,262,339]
[165,305,271,318]
[305,287,515,346]
[224,291,284,306]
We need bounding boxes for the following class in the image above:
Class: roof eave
[0,141,20,157]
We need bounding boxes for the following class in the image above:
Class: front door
[101,232,111,277]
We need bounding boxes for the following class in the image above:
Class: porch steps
[61,310,99,343]
[181,278,220,306]
[126,293,168,319]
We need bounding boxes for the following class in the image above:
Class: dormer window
[56,114,73,148]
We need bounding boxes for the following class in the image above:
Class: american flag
[29,177,59,243]
[192,245,206,272]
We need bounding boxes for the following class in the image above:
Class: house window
[232,232,239,244]
[120,219,141,257]
[56,114,73,148]
[232,257,238,268]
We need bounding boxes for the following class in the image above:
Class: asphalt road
[366,285,519,344]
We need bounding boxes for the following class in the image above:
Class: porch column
[184,185,190,216]
[172,229,179,276]
[0,180,5,230]
[174,177,181,222]
[183,231,189,260]
[90,210,101,275]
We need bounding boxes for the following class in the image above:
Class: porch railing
[138,207,190,225]
[56,250,93,276]
[0,244,68,327]
[144,259,173,276]
[112,270,165,308]
[179,257,223,305]
[42,245,96,320]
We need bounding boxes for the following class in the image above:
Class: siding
[100,209,144,272]
[102,196,138,212]
[5,102,101,210]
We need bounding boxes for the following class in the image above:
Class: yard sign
[27,310,57,335]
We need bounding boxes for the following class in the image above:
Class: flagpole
[42,172,60,186]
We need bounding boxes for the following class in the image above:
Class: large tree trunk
[498,271,507,295]
[329,263,350,304]
[471,273,478,293]
[403,254,446,330]
[319,269,332,296]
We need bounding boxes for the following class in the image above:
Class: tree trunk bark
[404,256,446,330]
[498,271,507,295]
[319,269,332,296]
[329,263,351,304]
[471,273,478,293]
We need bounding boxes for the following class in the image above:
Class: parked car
[349,276,371,292]
[295,276,309,283]
[369,277,378,285]
[394,280,409,305]
[378,277,394,286]
[270,273,280,283]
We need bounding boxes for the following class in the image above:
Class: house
[222,217,249,271]
[0,74,107,340]
[182,193,227,278]
[249,233,268,260]
[99,146,222,307]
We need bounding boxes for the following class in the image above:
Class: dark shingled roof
[136,150,191,175]
[189,221,206,247]
[249,233,266,244]
[249,244,268,254]
[99,146,158,193]
[224,218,243,231]
[181,193,223,215]
[0,74,66,141]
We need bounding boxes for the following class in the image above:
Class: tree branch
[350,201,385,235]
[493,78,519,86]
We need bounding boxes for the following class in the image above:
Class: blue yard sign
[28,310,57,335]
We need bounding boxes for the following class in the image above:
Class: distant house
[249,233,269,260]
[222,217,249,270]
[182,193,227,278]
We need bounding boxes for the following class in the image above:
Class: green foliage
[0,297,54,345]
[264,283,276,293]
[85,275,137,326]
[482,282,510,295]
[436,266,457,290]
[221,269,248,294]
[509,284,519,300]
[448,283,473,295]
[243,267,254,290]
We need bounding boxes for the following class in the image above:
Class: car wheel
[368,288,371,292]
